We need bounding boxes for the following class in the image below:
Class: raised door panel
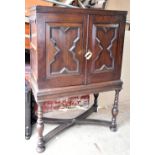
[46,23,81,78]
[87,15,126,84]
[37,14,87,89]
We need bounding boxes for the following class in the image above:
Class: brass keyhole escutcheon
[85,50,92,60]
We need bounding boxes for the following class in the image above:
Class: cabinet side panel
[30,15,38,81]
[116,19,126,78]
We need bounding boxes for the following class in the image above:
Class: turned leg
[36,103,45,153]
[93,93,99,112]
[110,89,120,132]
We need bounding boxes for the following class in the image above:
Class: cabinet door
[87,15,126,84]
[37,14,87,89]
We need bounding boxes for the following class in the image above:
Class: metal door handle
[85,50,92,60]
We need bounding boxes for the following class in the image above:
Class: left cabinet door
[37,13,87,89]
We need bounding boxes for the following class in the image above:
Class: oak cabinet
[30,6,126,100]
[30,6,127,153]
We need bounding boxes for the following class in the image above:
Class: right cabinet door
[87,15,126,84]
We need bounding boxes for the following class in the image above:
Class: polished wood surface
[25,0,53,17]
[87,14,126,84]
[45,16,86,87]
[29,6,127,152]
[30,6,127,102]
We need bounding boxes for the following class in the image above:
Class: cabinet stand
[36,90,120,153]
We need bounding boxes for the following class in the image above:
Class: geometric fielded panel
[91,24,119,73]
[46,24,81,78]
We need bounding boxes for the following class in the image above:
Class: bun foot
[110,125,117,132]
[25,136,30,140]
[36,146,45,153]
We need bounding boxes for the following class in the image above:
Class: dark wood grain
[31,6,127,16]
[36,104,45,153]
[30,6,126,100]
[110,89,120,132]
[29,6,127,153]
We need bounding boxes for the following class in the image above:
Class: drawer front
[37,14,87,88]
[87,15,126,84]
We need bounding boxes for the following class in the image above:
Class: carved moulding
[91,24,119,73]
[46,26,81,77]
